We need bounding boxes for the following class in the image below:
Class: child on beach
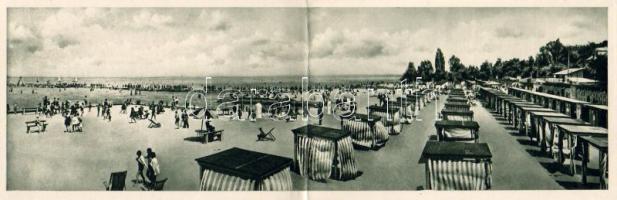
[135,150,146,184]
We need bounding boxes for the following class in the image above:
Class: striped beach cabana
[434,120,480,143]
[541,117,591,162]
[447,96,468,103]
[444,102,470,112]
[582,104,608,128]
[195,147,293,191]
[503,100,535,125]
[291,125,361,181]
[340,113,389,150]
[516,106,554,136]
[528,111,570,148]
[420,141,493,190]
[396,96,416,121]
[555,125,608,175]
[441,110,474,121]
[508,87,589,120]
[368,105,402,135]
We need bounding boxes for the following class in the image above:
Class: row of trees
[401,39,608,84]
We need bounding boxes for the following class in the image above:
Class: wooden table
[579,136,608,188]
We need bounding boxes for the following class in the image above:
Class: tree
[417,60,434,81]
[400,62,418,81]
[434,48,446,72]
[432,48,447,81]
[479,60,492,80]
[448,55,465,82]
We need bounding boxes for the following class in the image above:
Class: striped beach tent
[292,125,361,181]
[195,148,293,191]
[340,113,389,150]
[420,141,493,190]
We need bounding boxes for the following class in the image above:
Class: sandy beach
[7,93,605,190]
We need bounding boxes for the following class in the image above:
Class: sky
[7,7,608,77]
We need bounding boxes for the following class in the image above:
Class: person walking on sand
[135,150,147,184]
[146,149,160,189]
[64,114,72,133]
[174,110,180,129]
[96,104,101,117]
[130,107,137,123]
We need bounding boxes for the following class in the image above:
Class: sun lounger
[104,171,127,191]
[147,119,161,128]
[257,127,276,141]
[150,178,168,191]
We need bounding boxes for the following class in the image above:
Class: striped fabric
[333,137,360,180]
[258,168,293,191]
[601,153,608,189]
[544,122,554,151]
[200,169,256,191]
[200,168,293,191]
[551,128,571,163]
[372,111,401,135]
[443,115,473,121]
[427,159,493,190]
[342,120,389,149]
[443,128,475,142]
[295,136,336,181]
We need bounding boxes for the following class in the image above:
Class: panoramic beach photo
[5,6,609,192]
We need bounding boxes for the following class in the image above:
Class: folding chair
[257,127,276,141]
[104,171,127,191]
[150,178,168,191]
[148,119,161,128]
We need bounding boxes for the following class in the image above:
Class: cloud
[131,10,173,29]
[198,10,231,31]
[311,28,398,59]
[495,26,524,38]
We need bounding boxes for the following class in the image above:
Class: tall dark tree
[434,48,446,72]
[400,62,418,81]
[435,48,446,80]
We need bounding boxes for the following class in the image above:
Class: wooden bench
[25,120,47,133]
[22,107,40,115]
[196,130,224,143]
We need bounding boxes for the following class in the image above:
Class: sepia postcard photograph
[1,0,615,199]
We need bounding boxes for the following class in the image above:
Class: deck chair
[257,127,276,141]
[150,178,168,191]
[148,119,161,128]
[104,171,127,191]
